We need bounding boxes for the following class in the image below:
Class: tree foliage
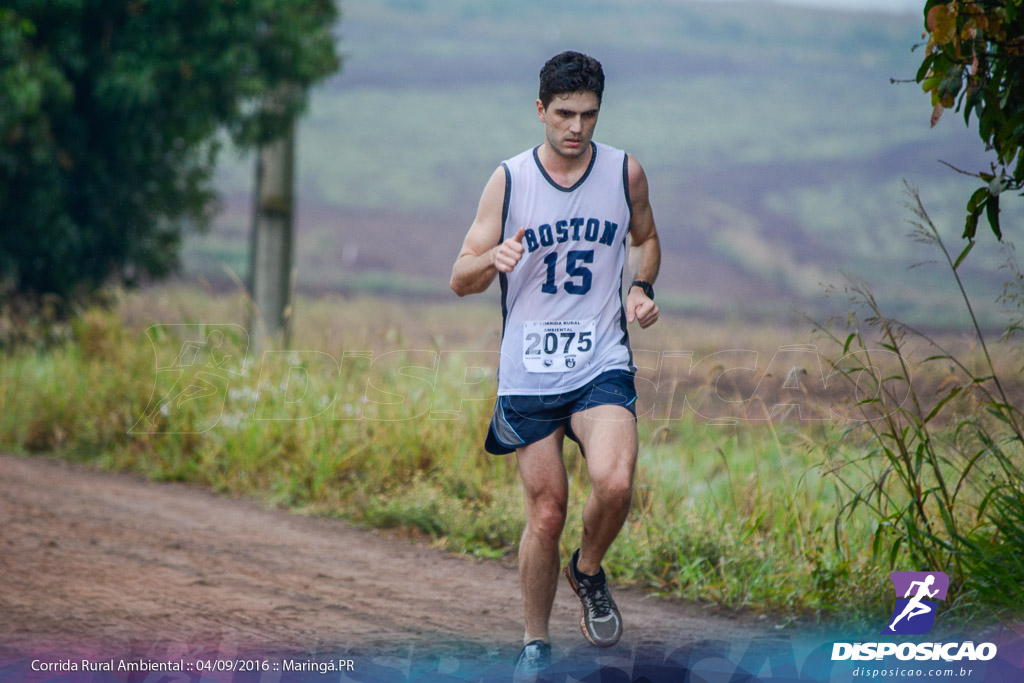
[917,0,1024,241]
[0,0,339,300]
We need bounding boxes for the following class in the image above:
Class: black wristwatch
[630,280,654,300]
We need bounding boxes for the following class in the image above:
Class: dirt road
[0,453,770,679]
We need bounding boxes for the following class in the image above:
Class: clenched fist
[626,288,659,329]
[493,227,526,273]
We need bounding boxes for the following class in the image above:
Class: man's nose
[569,116,582,132]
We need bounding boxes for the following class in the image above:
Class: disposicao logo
[831,570,998,663]
[883,571,949,635]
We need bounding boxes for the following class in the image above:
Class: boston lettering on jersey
[522,218,619,252]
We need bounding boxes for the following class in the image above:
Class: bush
[815,186,1024,622]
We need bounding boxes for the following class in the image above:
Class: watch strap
[630,280,654,300]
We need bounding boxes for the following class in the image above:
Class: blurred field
[189,0,1023,327]
[3,284,1021,625]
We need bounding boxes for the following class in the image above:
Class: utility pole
[249,121,295,351]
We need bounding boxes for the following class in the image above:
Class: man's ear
[536,99,546,122]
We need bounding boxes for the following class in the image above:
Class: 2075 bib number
[522,319,595,373]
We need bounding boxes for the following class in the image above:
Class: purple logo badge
[883,571,949,635]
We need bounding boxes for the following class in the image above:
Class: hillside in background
[183,0,1019,327]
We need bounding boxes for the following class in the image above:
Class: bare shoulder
[476,165,508,216]
[626,153,651,208]
[626,153,650,203]
[476,165,508,225]
[485,163,507,190]
[457,165,508,259]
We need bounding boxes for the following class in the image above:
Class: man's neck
[537,141,593,187]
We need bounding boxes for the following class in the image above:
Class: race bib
[522,319,596,373]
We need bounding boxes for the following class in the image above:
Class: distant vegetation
[1,274,1020,624]
[0,1,339,301]
[195,0,1019,326]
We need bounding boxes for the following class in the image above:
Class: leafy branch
[917,0,1024,241]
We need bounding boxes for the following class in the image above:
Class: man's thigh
[569,404,638,484]
[516,425,569,504]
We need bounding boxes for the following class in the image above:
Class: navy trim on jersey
[500,162,512,236]
[617,244,634,370]
[499,271,508,332]
[622,152,633,223]
[499,163,512,337]
[532,142,598,193]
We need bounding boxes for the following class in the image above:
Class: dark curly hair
[538,51,604,109]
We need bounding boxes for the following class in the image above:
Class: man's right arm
[450,166,521,296]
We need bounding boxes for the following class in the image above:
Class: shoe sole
[563,563,622,648]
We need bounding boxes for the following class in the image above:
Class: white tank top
[496,141,634,396]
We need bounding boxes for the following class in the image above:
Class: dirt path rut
[0,453,767,673]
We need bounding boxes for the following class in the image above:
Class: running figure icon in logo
[884,571,949,635]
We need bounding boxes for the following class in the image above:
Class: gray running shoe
[513,640,551,682]
[564,548,622,647]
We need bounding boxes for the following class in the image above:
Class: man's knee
[527,498,568,541]
[592,467,634,506]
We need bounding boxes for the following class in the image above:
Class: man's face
[537,91,600,160]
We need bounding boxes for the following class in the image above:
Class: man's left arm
[625,154,660,329]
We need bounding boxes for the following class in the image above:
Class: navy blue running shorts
[484,369,637,456]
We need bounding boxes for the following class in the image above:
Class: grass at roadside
[5,284,1017,627]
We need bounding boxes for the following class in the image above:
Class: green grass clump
[1,281,1019,627]
[809,188,1024,627]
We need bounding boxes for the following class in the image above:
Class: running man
[888,574,939,631]
[450,51,661,677]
